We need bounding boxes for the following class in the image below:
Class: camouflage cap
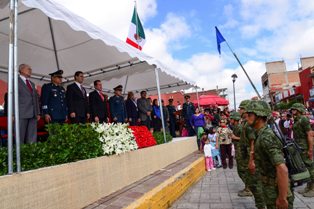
[246,100,271,117]
[239,100,251,109]
[290,103,306,114]
[230,112,241,120]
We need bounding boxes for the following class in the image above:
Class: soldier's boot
[303,182,314,197]
[298,183,311,194]
[237,187,253,197]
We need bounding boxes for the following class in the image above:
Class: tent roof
[193,94,229,106]
[0,0,194,94]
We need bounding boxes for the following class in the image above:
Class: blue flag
[215,26,226,55]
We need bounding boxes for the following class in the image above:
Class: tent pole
[155,68,167,143]
[13,0,21,172]
[48,17,60,70]
[195,87,200,109]
[123,75,129,95]
[7,0,16,174]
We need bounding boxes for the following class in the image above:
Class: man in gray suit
[18,64,40,144]
[137,91,152,129]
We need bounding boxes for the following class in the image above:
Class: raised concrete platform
[83,152,205,209]
[0,137,197,209]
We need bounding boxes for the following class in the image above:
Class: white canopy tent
[0,0,194,174]
[0,0,194,93]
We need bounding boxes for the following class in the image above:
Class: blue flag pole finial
[215,26,226,55]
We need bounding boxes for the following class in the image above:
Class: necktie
[80,85,85,97]
[26,79,33,93]
[99,92,104,101]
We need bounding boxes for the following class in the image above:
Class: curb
[124,157,205,209]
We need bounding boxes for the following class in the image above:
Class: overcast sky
[55,0,314,108]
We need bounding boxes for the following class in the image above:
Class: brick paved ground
[83,152,203,209]
[170,166,314,209]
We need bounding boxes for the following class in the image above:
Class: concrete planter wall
[0,137,197,209]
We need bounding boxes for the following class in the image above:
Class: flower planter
[0,136,197,209]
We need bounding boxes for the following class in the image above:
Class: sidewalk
[170,166,314,209]
[83,152,205,209]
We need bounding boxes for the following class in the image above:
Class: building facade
[262,56,314,108]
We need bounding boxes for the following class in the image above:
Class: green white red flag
[126,6,146,50]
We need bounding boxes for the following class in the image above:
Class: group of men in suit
[15,64,155,144]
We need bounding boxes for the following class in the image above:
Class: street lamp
[231,74,238,111]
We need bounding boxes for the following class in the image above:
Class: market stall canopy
[192,95,229,106]
[0,0,194,94]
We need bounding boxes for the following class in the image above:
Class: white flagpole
[13,0,21,172]
[7,0,15,174]
[155,68,167,143]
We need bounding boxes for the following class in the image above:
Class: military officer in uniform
[291,103,314,197]
[41,70,67,123]
[109,85,127,123]
[246,100,294,209]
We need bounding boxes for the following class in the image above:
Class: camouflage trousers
[235,143,249,185]
[300,150,314,182]
[261,181,294,209]
[236,147,265,208]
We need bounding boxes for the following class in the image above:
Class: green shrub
[0,123,103,175]
[153,132,173,145]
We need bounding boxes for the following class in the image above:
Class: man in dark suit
[41,70,67,123]
[89,80,108,123]
[125,91,139,126]
[182,95,195,136]
[109,85,127,123]
[66,71,90,123]
[18,64,40,144]
[167,99,177,137]
[137,91,152,129]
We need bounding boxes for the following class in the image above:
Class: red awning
[192,95,229,106]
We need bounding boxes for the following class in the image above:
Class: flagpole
[217,28,261,99]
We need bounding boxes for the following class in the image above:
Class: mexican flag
[126,6,146,50]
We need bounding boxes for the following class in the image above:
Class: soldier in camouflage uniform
[238,100,265,208]
[236,100,253,197]
[247,100,294,209]
[230,111,247,194]
[291,103,314,197]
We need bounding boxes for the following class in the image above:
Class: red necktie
[26,79,33,93]
[99,92,104,101]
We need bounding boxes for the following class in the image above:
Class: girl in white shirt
[204,137,216,171]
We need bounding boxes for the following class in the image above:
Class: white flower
[92,123,138,155]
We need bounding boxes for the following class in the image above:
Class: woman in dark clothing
[125,91,138,126]
[151,99,162,132]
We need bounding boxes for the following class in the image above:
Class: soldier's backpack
[269,119,311,187]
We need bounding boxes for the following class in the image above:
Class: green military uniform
[291,103,314,196]
[236,100,253,197]
[240,122,265,208]
[236,100,265,208]
[248,100,294,209]
[230,112,244,184]
[255,126,294,209]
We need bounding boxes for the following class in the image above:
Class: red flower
[129,126,157,148]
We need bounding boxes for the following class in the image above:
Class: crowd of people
[192,99,314,209]
[3,64,314,208]
[5,64,228,144]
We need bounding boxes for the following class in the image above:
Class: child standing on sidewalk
[208,127,222,168]
[204,137,216,171]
